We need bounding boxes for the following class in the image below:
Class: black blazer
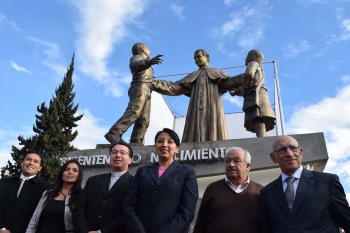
[261,168,350,233]
[73,171,133,233]
[0,173,51,233]
[123,161,199,233]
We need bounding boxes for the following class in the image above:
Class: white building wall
[144,92,175,145]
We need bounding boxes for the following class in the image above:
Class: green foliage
[1,54,83,182]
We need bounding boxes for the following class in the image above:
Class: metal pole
[273,60,286,135]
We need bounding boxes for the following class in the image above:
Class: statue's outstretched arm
[221,73,245,91]
[152,80,190,96]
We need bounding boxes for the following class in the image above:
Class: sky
[1,0,350,199]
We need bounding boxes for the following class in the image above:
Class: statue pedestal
[63,132,328,185]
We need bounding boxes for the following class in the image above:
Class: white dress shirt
[281,166,303,198]
[225,176,250,193]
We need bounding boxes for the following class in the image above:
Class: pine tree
[1,54,83,182]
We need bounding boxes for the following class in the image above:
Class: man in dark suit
[73,141,133,233]
[0,150,51,233]
[261,135,350,233]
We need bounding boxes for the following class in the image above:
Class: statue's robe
[153,66,243,143]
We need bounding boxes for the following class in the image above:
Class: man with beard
[194,147,263,233]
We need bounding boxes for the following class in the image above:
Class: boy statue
[105,43,163,144]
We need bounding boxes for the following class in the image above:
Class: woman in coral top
[123,128,199,233]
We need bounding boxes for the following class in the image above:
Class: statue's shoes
[104,132,125,144]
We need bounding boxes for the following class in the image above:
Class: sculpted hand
[229,87,243,97]
[229,91,237,96]
[149,54,163,65]
[88,231,99,233]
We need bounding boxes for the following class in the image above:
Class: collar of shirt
[225,176,250,193]
[281,166,303,183]
[110,170,127,177]
[20,173,36,180]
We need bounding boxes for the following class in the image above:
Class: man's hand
[149,54,163,65]
[0,230,10,233]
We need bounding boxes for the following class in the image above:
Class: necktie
[285,177,296,212]
[17,177,29,197]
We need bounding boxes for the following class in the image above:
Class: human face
[141,46,151,59]
[62,162,80,184]
[109,144,132,172]
[270,136,303,176]
[225,148,250,185]
[155,132,179,162]
[194,51,208,67]
[21,153,42,177]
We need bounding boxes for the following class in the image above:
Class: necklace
[59,191,67,200]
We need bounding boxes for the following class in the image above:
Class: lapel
[108,172,132,196]
[291,168,314,218]
[271,176,291,218]
[148,163,160,186]
[99,173,111,198]
[159,161,181,183]
[10,173,22,195]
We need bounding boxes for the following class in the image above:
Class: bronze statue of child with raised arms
[230,50,276,137]
[105,43,163,144]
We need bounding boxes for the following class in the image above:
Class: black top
[36,199,65,233]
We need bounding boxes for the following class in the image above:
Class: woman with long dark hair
[26,159,83,233]
[123,128,199,233]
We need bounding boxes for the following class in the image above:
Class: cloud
[284,40,311,58]
[69,0,148,97]
[42,60,67,78]
[286,80,350,187]
[0,14,21,32]
[298,0,328,5]
[341,75,350,83]
[223,0,237,6]
[11,61,32,74]
[338,19,350,41]
[71,109,109,149]
[0,126,33,168]
[212,4,268,53]
[223,94,243,107]
[170,3,186,21]
[327,8,350,43]
[27,37,60,58]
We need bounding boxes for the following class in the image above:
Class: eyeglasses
[24,157,41,164]
[110,150,129,156]
[273,145,300,154]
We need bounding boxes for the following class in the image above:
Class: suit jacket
[0,173,51,233]
[72,171,133,233]
[123,161,199,233]
[261,168,350,233]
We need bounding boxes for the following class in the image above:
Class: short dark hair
[24,149,44,166]
[154,128,180,147]
[194,49,210,63]
[109,141,133,158]
[132,43,147,55]
[247,50,263,64]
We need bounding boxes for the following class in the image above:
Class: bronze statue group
[1,43,349,233]
[105,43,275,145]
